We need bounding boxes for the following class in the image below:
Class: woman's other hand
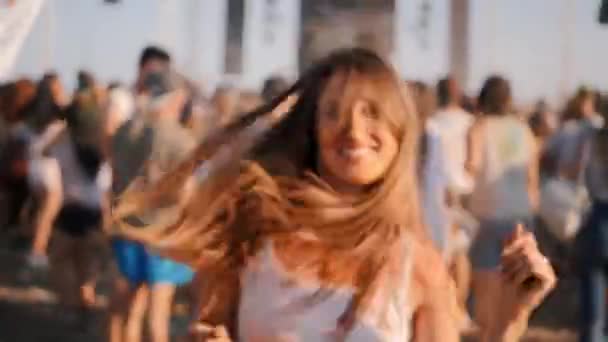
[501,224,556,312]
[488,224,556,341]
[190,323,231,342]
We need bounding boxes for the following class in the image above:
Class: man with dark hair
[138,46,170,69]
[135,45,202,126]
[136,46,171,94]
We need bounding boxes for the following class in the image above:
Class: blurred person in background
[23,73,68,136]
[22,73,70,265]
[461,95,477,115]
[102,82,134,158]
[466,75,540,334]
[108,70,195,342]
[409,80,452,260]
[429,76,475,316]
[135,45,208,138]
[431,76,474,196]
[135,46,171,95]
[574,96,608,342]
[107,46,178,342]
[31,80,111,330]
[67,71,107,154]
[26,71,107,261]
[546,87,601,181]
[0,79,37,236]
[529,100,557,150]
[0,79,37,125]
[528,100,558,177]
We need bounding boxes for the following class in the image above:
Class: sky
[469,0,608,105]
[9,0,608,105]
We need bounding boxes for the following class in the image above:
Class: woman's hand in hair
[190,323,231,342]
[489,224,556,341]
[270,95,298,120]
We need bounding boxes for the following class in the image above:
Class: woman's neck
[316,162,365,197]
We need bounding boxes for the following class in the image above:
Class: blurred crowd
[0,44,607,341]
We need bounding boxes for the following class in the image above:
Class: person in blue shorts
[107,48,196,342]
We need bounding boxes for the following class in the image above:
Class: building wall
[10,0,228,93]
[8,0,608,104]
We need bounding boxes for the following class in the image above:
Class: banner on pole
[0,0,45,81]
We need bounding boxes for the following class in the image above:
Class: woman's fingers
[502,225,536,256]
[503,223,525,246]
[500,227,556,310]
[503,239,550,285]
[271,95,298,119]
[501,252,528,282]
[190,323,231,341]
[214,326,230,339]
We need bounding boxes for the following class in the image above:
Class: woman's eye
[323,103,340,120]
[363,104,380,120]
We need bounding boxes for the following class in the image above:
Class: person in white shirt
[430,77,474,197]
[27,77,111,328]
[408,81,451,258]
[428,76,475,311]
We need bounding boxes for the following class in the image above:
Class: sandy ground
[0,227,579,341]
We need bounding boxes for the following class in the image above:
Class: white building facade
[5,0,608,104]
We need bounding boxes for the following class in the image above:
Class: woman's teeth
[339,147,372,159]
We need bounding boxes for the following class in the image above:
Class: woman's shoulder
[410,237,447,288]
[409,235,467,328]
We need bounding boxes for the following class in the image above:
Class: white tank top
[469,116,535,220]
[238,241,414,342]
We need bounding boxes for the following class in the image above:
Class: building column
[242,0,301,89]
[192,0,228,89]
[449,0,469,89]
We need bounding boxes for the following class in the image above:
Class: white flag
[0,0,45,81]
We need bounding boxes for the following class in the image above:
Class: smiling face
[316,71,401,193]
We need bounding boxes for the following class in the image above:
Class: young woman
[20,74,111,330]
[24,73,70,264]
[467,76,541,336]
[115,49,555,341]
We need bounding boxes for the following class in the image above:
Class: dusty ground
[0,226,579,341]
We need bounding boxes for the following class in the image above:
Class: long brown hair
[114,48,424,331]
[478,75,512,116]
